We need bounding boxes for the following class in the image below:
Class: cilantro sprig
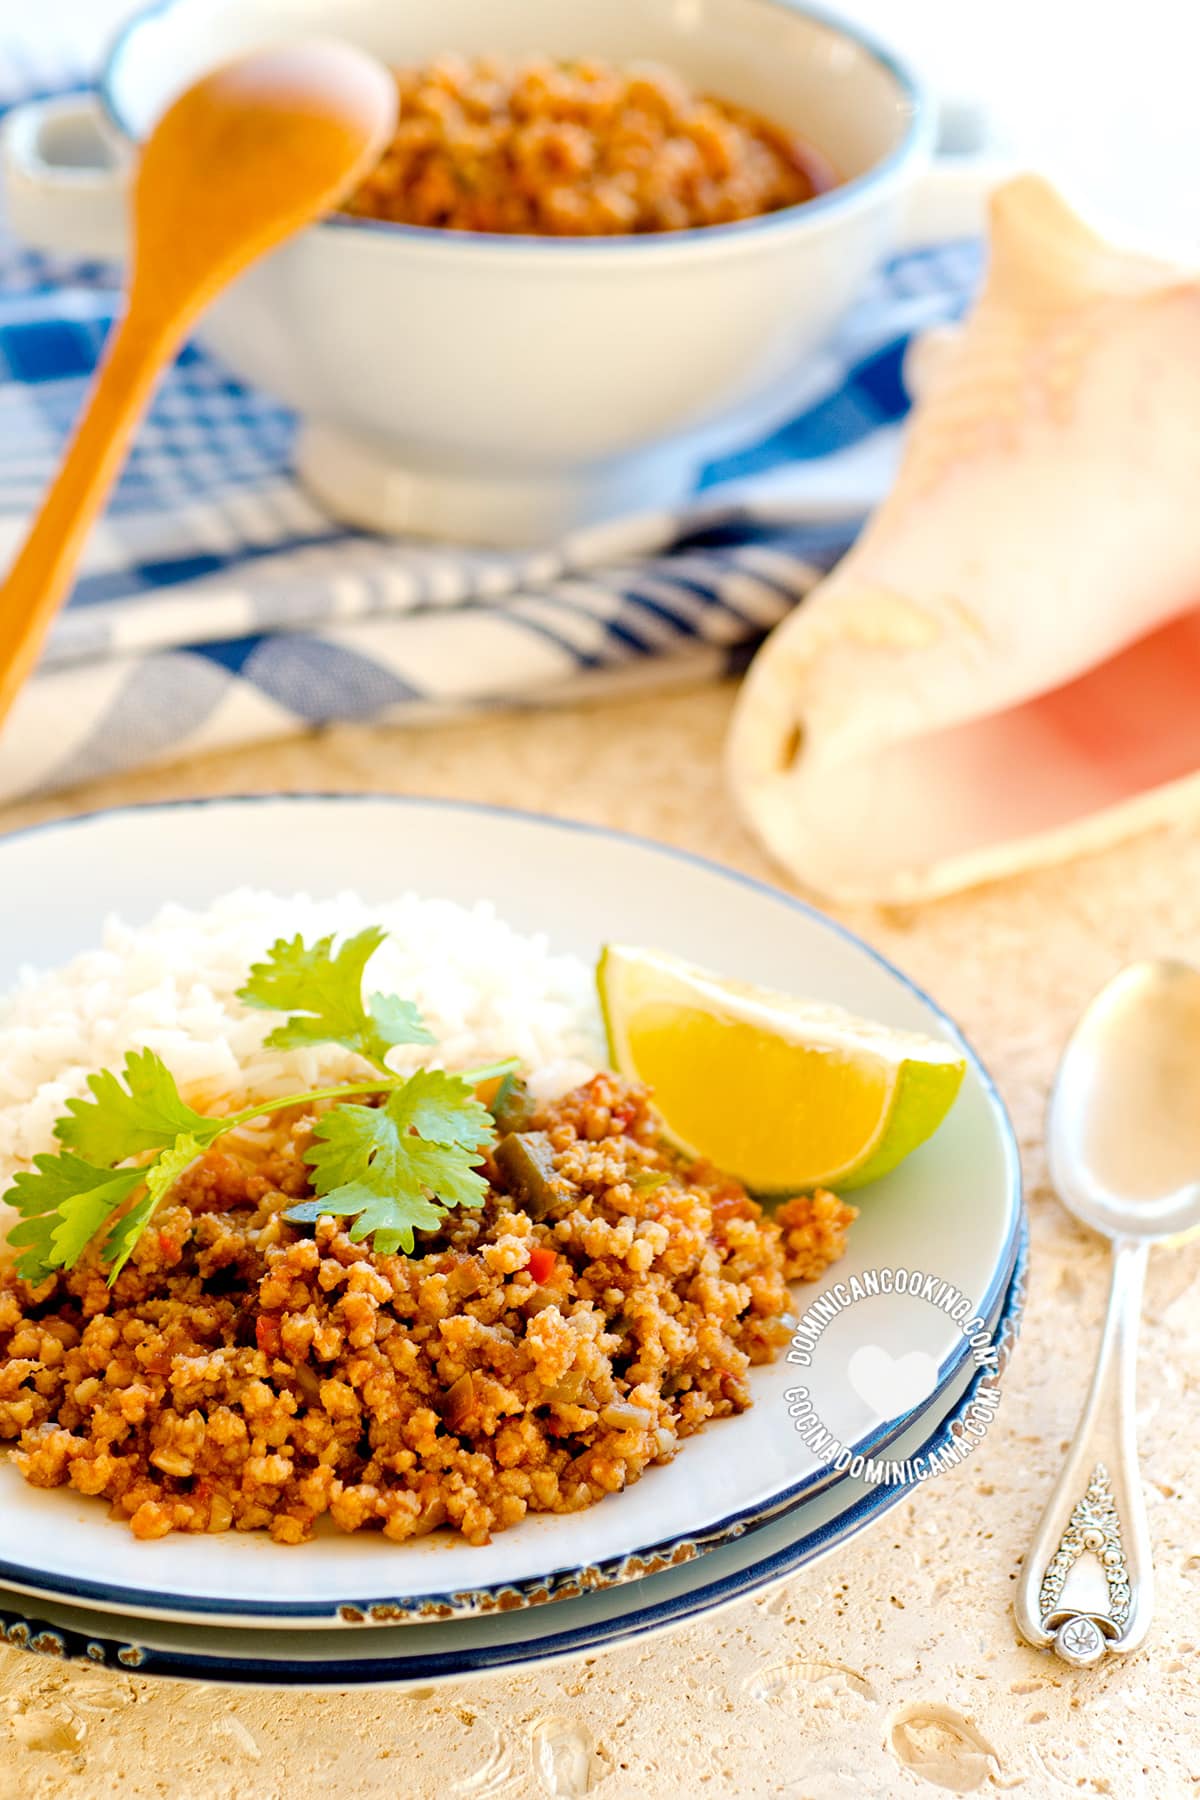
[239,926,432,1072]
[288,1070,495,1255]
[3,929,514,1286]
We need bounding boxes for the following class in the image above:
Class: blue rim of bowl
[96,0,934,256]
[0,1219,1027,1686]
[0,794,1023,1625]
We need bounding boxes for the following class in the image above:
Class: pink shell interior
[820,599,1200,874]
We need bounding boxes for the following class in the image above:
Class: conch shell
[728,176,1200,902]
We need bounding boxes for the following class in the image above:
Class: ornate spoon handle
[1014,1237,1153,1665]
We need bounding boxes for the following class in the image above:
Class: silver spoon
[1014,959,1200,1667]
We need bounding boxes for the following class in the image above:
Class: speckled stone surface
[0,682,1198,1799]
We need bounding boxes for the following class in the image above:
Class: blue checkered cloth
[0,71,982,803]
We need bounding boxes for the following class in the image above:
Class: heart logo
[847,1344,938,1420]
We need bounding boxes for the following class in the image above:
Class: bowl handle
[2,95,129,260]
[896,153,1016,248]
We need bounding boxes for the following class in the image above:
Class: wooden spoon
[0,41,396,730]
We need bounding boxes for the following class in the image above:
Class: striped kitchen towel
[0,73,982,803]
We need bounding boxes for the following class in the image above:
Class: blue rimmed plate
[0,797,1021,1628]
[0,1226,1024,1686]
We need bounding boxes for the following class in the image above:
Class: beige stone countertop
[0,682,1197,1800]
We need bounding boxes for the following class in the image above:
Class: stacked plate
[0,798,1024,1688]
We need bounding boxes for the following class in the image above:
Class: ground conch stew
[343,55,838,236]
[0,1074,853,1544]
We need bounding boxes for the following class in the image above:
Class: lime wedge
[597,945,966,1192]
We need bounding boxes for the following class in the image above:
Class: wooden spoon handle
[0,302,178,725]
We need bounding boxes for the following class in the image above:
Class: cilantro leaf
[292,1070,493,1254]
[54,1048,223,1166]
[102,1135,207,1282]
[6,1153,145,1283]
[4,1133,207,1285]
[237,928,432,1072]
[396,1068,498,1149]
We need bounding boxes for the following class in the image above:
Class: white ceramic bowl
[4,0,940,543]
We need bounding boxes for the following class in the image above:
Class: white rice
[0,889,605,1219]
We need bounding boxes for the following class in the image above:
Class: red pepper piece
[256,1315,282,1357]
[527,1246,557,1285]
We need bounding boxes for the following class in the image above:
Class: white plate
[0,797,1021,1626]
[0,1239,1025,1687]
